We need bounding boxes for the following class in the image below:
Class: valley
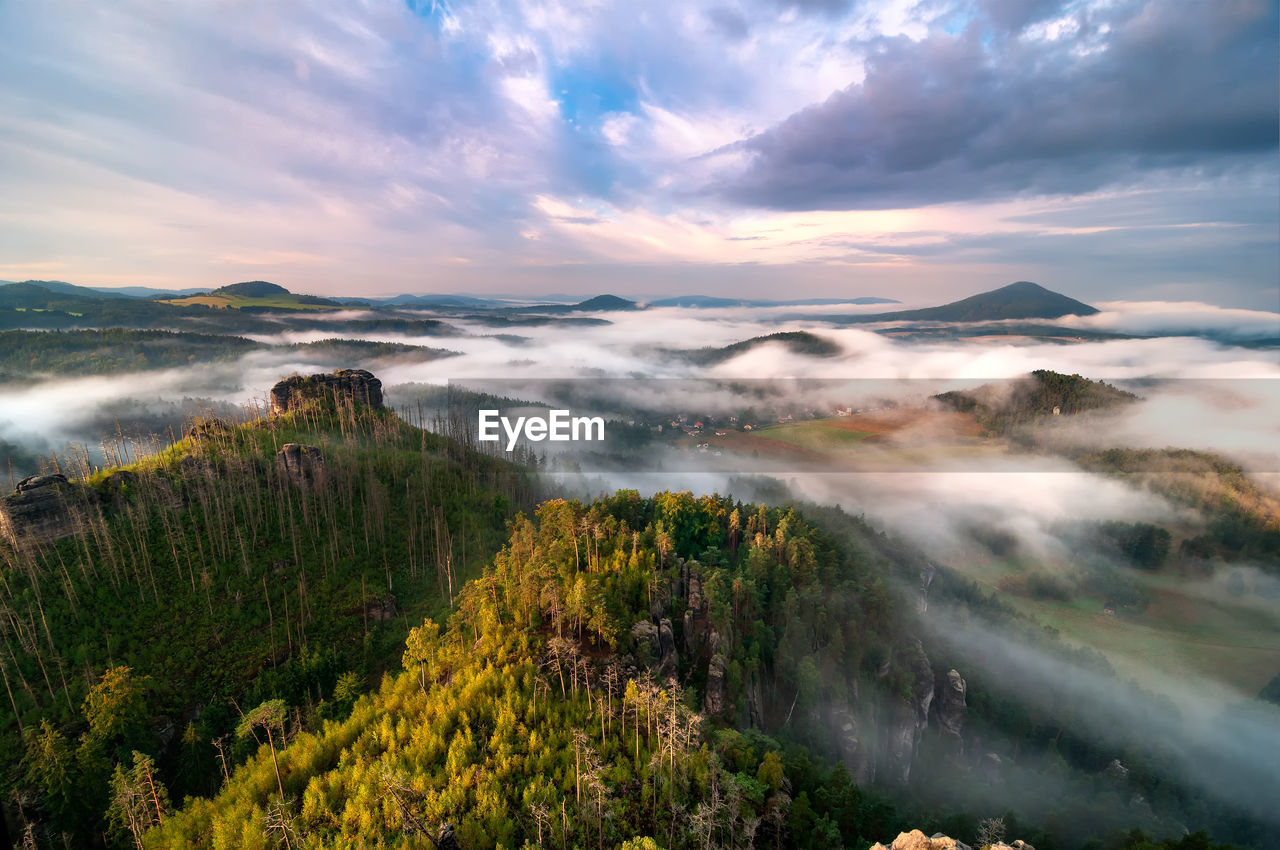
[0,279,1277,849]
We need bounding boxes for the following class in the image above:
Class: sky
[0,0,1276,306]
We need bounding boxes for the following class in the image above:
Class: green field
[958,555,1280,698]
[161,293,337,310]
[752,419,877,450]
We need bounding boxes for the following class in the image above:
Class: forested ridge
[145,491,918,849]
[144,493,1259,849]
[0,330,457,380]
[0,400,537,845]
[934,370,1138,433]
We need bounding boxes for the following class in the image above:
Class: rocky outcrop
[829,699,874,784]
[0,474,90,544]
[631,620,661,662]
[936,668,968,754]
[275,443,325,488]
[870,830,1035,850]
[683,572,708,657]
[885,640,935,783]
[657,618,678,679]
[702,631,728,718]
[631,617,679,680]
[269,369,383,415]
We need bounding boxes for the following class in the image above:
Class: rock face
[702,631,728,718]
[275,444,325,488]
[269,369,383,415]
[631,617,679,680]
[365,593,398,622]
[0,474,88,544]
[828,699,873,784]
[936,668,968,754]
[885,640,935,783]
[657,618,679,679]
[631,620,660,662]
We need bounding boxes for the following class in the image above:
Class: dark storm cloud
[723,0,1279,210]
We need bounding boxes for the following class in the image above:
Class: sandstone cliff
[275,443,326,489]
[0,474,91,544]
[269,369,383,415]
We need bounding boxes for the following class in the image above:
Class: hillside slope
[143,493,1275,849]
[0,378,537,844]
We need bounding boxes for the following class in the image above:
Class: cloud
[1066,301,1280,340]
[0,0,1274,303]
[723,0,1279,210]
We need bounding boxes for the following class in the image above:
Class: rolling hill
[676,330,843,364]
[160,282,340,311]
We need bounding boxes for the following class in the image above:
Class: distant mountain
[0,280,230,299]
[649,295,899,308]
[573,294,639,311]
[105,285,211,298]
[3,279,134,299]
[849,281,1099,323]
[380,293,500,308]
[0,282,104,309]
[505,294,641,315]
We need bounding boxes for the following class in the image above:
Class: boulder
[866,830,1040,850]
[0,474,88,543]
[276,444,325,489]
[269,369,383,415]
[869,830,972,850]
